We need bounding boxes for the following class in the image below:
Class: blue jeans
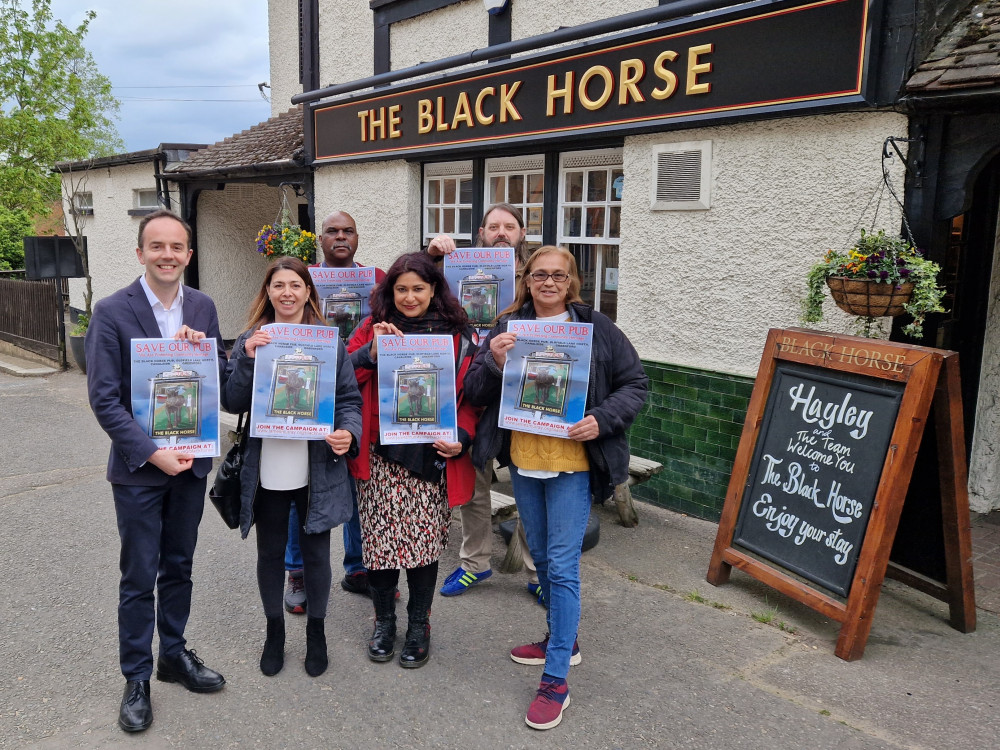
[285,477,365,575]
[510,468,591,680]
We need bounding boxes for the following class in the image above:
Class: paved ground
[3,365,1000,750]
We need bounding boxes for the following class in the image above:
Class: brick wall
[628,361,755,521]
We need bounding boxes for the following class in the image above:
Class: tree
[0,0,122,223]
[0,205,30,270]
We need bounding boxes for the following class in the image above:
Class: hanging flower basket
[825,276,915,318]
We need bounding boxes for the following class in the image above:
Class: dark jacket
[221,329,363,539]
[464,301,648,502]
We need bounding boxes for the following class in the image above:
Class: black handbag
[208,412,249,529]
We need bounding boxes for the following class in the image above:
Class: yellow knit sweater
[510,431,589,473]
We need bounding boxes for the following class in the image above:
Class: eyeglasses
[529,271,570,283]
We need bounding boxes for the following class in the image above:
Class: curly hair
[370,252,468,332]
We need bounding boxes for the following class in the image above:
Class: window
[423,161,473,243]
[135,189,159,209]
[485,155,545,246]
[72,192,93,216]
[558,149,623,320]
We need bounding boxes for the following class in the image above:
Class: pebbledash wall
[276,0,907,520]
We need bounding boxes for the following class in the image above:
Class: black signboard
[732,361,904,596]
[23,236,85,280]
[313,0,871,162]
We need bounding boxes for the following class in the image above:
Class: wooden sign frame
[707,328,975,661]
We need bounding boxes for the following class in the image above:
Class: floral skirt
[357,451,451,570]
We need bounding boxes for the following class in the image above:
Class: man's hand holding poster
[249,323,339,439]
[130,338,220,457]
[443,248,515,336]
[498,320,593,438]
[309,266,376,342]
[377,334,457,444]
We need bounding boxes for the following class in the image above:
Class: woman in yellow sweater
[464,246,647,730]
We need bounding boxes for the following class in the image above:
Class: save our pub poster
[309,266,377,342]
[249,323,339,439]
[498,320,593,438]
[130,338,221,457]
[442,248,516,335]
[376,334,457,445]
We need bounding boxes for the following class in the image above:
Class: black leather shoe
[118,680,152,733]
[155,649,225,693]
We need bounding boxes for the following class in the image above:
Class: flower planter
[825,276,915,318]
[69,333,87,374]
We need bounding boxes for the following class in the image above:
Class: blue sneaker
[440,566,492,596]
[526,582,545,606]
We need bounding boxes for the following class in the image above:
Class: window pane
[611,170,624,201]
[587,170,608,202]
[586,207,605,237]
[527,173,544,203]
[564,172,583,202]
[569,244,595,306]
[563,207,582,237]
[459,208,472,235]
[527,207,542,236]
[609,206,621,239]
[428,179,440,205]
[444,179,456,204]
[426,208,439,235]
[443,208,455,233]
[459,177,472,204]
[490,176,505,203]
[508,174,524,204]
[600,245,618,321]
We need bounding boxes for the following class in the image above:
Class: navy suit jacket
[86,277,227,486]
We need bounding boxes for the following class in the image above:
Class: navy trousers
[112,473,206,680]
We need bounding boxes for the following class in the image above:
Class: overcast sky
[49,0,273,153]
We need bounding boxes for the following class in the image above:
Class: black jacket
[464,301,648,502]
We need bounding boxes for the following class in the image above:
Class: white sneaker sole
[525,695,570,730]
[510,651,582,666]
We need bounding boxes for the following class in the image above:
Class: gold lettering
[357,110,370,142]
[368,107,387,141]
[436,97,449,131]
[451,91,474,129]
[686,43,713,95]
[579,65,614,111]
[651,50,678,100]
[499,81,523,122]
[388,104,402,139]
[475,87,496,125]
[619,59,646,105]
[417,99,433,134]
[546,72,574,116]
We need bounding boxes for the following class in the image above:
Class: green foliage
[0,205,31,270]
[69,312,88,336]
[0,0,123,217]
[800,229,945,339]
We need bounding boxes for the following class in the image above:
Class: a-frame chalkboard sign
[707,328,975,661]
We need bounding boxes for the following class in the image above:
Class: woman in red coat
[347,252,478,668]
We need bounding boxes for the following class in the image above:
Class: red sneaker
[510,635,581,666]
[525,678,570,730]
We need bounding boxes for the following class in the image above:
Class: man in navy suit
[86,210,227,733]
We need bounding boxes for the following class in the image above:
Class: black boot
[260,616,285,676]
[368,585,398,662]
[304,616,328,677]
[400,581,434,669]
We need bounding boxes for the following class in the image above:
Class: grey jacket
[464,301,648,502]
[221,329,363,539]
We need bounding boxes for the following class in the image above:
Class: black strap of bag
[208,413,249,530]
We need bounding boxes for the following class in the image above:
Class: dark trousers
[112,474,206,681]
[255,486,331,619]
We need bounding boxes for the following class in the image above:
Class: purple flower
[880,270,889,280]
[867,270,878,278]
[900,268,911,277]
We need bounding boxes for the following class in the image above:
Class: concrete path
[2,368,998,749]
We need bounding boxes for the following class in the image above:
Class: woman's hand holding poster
[376,334,457,444]
[498,321,593,437]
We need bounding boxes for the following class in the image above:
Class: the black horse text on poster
[733,362,904,597]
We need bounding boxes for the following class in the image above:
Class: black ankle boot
[304,616,328,677]
[260,616,285,676]
[368,586,397,662]
[399,582,434,669]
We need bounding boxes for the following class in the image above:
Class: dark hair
[244,256,324,331]
[371,252,468,331]
[497,245,583,319]
[137,210,192,248]
[477,202,529,265]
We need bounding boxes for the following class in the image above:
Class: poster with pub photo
[309,266,377,342]
[443,247,516,334]
[249,323,340,439]
[376,334,457,445]
[498,320,593,438]
[130,338,220,457]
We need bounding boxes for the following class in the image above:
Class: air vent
[650,141,712,211]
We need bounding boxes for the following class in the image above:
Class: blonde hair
[496,245,583,320]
